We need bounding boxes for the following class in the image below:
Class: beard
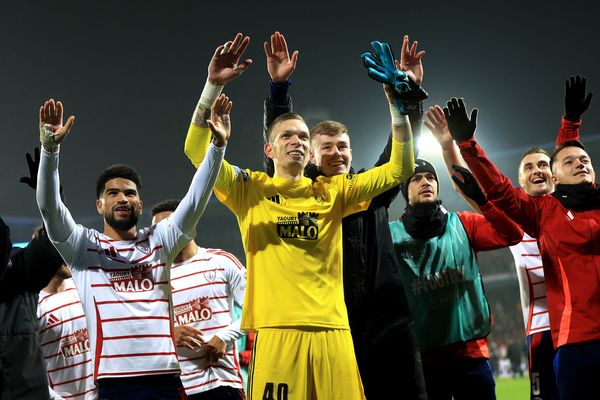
[105,208,139,232]
[56,264,72,279]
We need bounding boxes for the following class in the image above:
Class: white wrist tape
[198,79,224,109]
[39,124,60,152]
[389,103,410,126]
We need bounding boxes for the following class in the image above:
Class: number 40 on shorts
[263,382,289,400]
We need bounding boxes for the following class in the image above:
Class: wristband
[198,79,224,109]
[389,104,410,125]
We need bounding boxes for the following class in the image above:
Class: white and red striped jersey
[55,222,189,381]
[38,279,97,399]
[509,233,550,336]
[170,247,246,395]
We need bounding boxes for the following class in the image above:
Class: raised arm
[556,75,592,146]
[262,31,298,175]
[185,33,251,167]
[444,97,541,236]
[36,99,80,264]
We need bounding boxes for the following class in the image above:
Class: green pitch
[495,377,530,400]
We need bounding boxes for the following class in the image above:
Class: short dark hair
[310,120,348,141]
[267,112,306,143]
[96,164,142,199]
[550,140,586,171]
[151,199,180,217]
[520,147,550,162]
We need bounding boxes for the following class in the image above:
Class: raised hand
[362,41,410,93]
[208,33,252,86]
[264,31,299,82]
[19,147,40,190]
[565,75,593,122]
[451,165,487,205]
[206,94,233,147]
[39,99,75,151]
[174,325,205,351]
[396,35,425,86]
[443,98,478,142]
[203,335,226,364]
[424,105,453,148]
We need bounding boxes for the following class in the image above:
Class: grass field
[495,377,530,400]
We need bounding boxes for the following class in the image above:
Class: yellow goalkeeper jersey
[185,124,413,330]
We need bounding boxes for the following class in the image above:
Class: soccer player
[255,31,428,400]
[445,81,600,398]
[38,264,97,399]
[388,157,523,400]
[183,33,415,399]
[36,98,226,399]
[151,199,246,400]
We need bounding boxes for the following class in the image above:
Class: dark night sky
[1,0,599,252]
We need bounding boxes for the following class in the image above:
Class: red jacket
[458,137,600,348]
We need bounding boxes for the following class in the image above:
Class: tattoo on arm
[192,107,211,128]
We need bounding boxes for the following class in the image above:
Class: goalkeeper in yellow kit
[184,33,415,400]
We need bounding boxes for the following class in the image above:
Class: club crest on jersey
[60,328,91,358]
[173,297,212,325]
[276,212,319,240]
[204,269,217,282]
[135,240,151,254]
[108,264,155,292]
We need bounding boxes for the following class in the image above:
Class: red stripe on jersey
[44,351,62,360]
[38,288,78,304]
[186,378,219,389]
[41,331,76,347]
[526,266,544,271]
[171,257,213,270]
[85,249,127,263]
[131,246,164,264]
[92,281,168,288]
[522,239,537,243]
[212,310,231,315]
[172,281,227,294]
[533,296,547,301]
[62,387,97,399]
[170,268,225,282]
[101,316,171,323]
[47,359,92,373]
[95,299,170,305]
[87,263,165,273]
[100,352,177,359]
[198,324,228,332]
[103,334,173,341]
[40,315,86,333]
[173,295,227,308]
[94,299,104,381]
[521,253,541,257]
[53,373,93,387]
[96,368,180,378]
[38,300,82,320]
[208,249,244,270]
[178,354,206,362]
[532,310,549,316]
[532,281,546,285]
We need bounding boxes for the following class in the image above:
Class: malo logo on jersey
[108,264,155,292]
[276,212,319,240]
[60,328,91,358]
[173,297,212,325]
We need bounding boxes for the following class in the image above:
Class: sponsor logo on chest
[60,328,91,358]
[276,212,320,240]
[108,264,155,292]
[173,297,212,325]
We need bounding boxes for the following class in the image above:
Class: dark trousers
[423,358,496,400]
[528,331,558,400]
[187,385,245,400]
[554,339,600,400]
[98,374,185,400]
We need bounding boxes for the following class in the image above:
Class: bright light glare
[417,130,442,158]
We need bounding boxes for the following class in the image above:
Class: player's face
[152,210,172,225]
[407,172,438,205]
[518,153,554,196]
[96,178,142,232]
[265,119,311,174]
[310,132,352,177]
[552,146,596,185]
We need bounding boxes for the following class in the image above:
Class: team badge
[135,240,151,254]
[204,270,217,282]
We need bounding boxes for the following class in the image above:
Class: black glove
[443,98,478,142]
[19,147,40,190]
[565,75,593,122]
[451,164,487,206]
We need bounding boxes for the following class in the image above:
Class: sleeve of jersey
[457,138,541,237]
[184,123,212,169]
[458,203,523,252]
[161,143,224,256]
[214,253,247,345]
[340,137,414,216]
[36,149,85,267]
[555,117,581,147]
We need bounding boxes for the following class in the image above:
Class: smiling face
[310,131,352,176]
[96,178,142,232]
[518,152,554,196]
[552,146,596,185]
[407,172,438,205]
[265,117,311,179]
